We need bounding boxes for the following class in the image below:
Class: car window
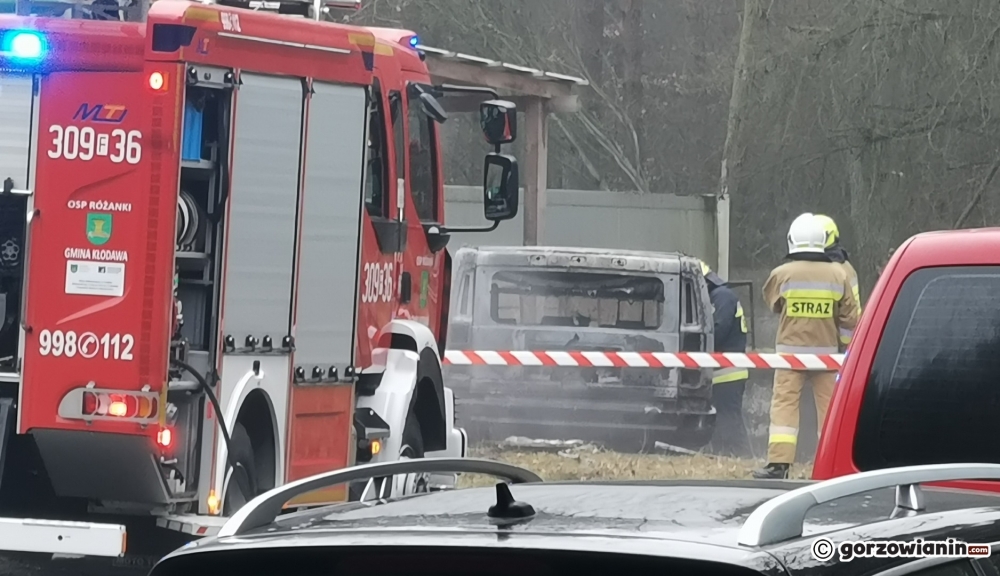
[682,277,698,325]
[881,560,981,576]
[984,553,1000,576]
[853,267,1000,469]
[149,547,770,576]
[458,273,472,318]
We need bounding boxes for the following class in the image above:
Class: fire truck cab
[0,0,520,559]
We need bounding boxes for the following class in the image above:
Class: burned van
[446,246,716,452]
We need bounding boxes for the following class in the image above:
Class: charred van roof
[454,245,700,274]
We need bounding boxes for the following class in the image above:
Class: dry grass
[458,445,812,488]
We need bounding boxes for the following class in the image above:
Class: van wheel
[223,422,258,515]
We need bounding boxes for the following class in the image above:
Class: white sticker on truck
[65,260,125,297]
[38,330,134,361]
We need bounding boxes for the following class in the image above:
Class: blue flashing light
[3,30,46,62]
[408,35,419,48]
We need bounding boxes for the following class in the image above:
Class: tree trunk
[574,0,606,85]
[718,0,764,276]
[848,144,891,296]
[618,0,646,172]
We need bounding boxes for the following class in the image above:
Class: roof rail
[217,457,542,537]
[738,463,1000,547]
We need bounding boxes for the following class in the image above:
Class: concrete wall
[444,185,721,268]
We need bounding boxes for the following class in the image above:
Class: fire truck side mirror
[480,100,517,145]
[418,92,448,124]
[410,83,447,124]
[483,153,519,222]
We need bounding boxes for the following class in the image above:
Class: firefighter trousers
[766,369,836,464]
[709,379,749,457]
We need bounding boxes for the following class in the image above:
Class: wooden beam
[523,98,548,246]
[426,57,577,100]
[546,95,580,114]
[437,94,581,115]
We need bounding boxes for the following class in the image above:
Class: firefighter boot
[752,463,790,479]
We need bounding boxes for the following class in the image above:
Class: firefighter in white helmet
[814,214,860,350]
[753,213,860,479]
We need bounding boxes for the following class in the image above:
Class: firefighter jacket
[706,275,749,384]
[762,258,860,356]
[826,245,861,346]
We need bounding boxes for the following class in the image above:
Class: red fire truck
[0,0,520,561]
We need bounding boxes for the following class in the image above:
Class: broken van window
[489,270,669,330]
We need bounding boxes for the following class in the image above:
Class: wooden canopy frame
[419,45,587,246]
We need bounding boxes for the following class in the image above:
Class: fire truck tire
[393,409,430,495]
[400,408,425,458]
[223,422,258,516]
[361,410,427,500]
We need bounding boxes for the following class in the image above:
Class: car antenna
[487,482,535,523]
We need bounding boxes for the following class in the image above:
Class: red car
[814,228,1000,493]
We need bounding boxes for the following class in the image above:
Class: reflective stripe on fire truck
[0,516,126,557]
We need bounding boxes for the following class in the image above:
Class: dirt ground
[459,444,812,488]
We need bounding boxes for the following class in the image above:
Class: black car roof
[178,481,1000,561]
[156,460,1000,576]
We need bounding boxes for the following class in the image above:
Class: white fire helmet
[786,212,827,255]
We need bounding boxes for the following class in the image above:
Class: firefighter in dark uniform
[700,261,750,457]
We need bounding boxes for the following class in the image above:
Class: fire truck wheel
[223,422,259,516]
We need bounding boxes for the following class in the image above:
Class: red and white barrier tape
[442,350,845,371]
